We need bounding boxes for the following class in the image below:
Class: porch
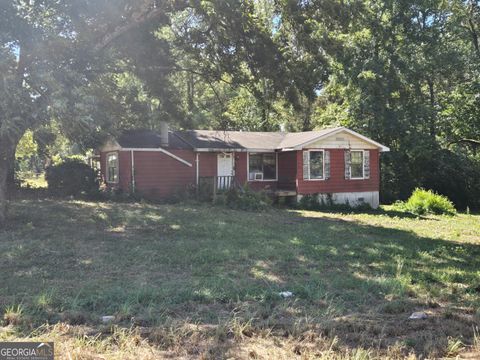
[197,176,237,200]
[197,175,297,200]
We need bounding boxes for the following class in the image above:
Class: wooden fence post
[212,176,217,202]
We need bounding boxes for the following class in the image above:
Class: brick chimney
[159,121,169,147]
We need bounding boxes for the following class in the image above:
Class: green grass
[1,198,479,359]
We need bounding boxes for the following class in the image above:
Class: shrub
[164,184,198,204]
[46,159,99,197]
[217,185,272,211]
[381,146,480,211]
[298,193,321,210]
[401,188,456,216]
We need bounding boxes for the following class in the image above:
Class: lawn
[0,198,479,359]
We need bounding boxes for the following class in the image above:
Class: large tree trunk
[0,135,19,228]
[0,165,7,227]
[427,79,436,138]
[6,151,15,191]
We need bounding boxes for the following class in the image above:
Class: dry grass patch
[1,198,479,358]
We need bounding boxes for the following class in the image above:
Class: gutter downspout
[195,153,199,186]
[131,150,136,193]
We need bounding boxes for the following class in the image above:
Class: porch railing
[198,176,236,200]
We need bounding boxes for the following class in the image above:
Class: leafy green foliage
[46,159,98,197]
[298,193,322,211]
[395,188,457,216]
[290,0,480,209]
[216,186,272,211]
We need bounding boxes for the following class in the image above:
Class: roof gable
[293,128,390,152]
[307,131,378,149]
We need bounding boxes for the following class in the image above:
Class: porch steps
[275,190,297,197]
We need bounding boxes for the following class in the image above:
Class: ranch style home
[98,125,390,208]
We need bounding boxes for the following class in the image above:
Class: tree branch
[448,138,480,147]
[467,0,480,60]
[94,3,165,52]
[93,0,193,53]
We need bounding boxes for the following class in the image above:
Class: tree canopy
[1,0,479,225]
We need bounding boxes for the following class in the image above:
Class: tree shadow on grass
[376,207,439,220]
[1,200,479,358]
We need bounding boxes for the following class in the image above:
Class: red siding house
[99,125,389,208]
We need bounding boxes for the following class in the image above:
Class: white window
[106,152,119,183]
[309,150,324,180]
[350,150,364,179]
[248,153,277,181]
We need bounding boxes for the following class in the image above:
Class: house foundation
[297,191,380,209]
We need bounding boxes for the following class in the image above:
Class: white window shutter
[344,150,351,179]
[364,150,370,179]
[324,150,330,179]
[303,151,309,180]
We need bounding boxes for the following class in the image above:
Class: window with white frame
[309,150,324,179]
[248,153,277,180]
[106,152,119,183]
[350,150,364,179]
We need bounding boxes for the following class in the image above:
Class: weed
[3,304,24,326]
[446,337,464,356]
[394,188,456,216]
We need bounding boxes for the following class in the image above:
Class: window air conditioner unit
[254,172,263,180]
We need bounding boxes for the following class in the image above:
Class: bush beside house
[46,159,99,197]
[395,188,456,216]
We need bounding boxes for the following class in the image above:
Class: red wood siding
[198,153,217,177]
[235,152,247,184]
[133,150,195,198]
[119,151,132,191]
[98,147,380,198]
[100,150,195,198]
[278,151,297,190]
[296,149,380,194]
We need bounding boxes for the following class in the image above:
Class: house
[98,124,390,208]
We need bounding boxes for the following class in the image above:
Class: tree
[1,0,300,225]
[0,0,187,226]
[285,0,480,208]
[0,1,52,224]
[3,0,479,221]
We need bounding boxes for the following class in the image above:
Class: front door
[217,153,234,189]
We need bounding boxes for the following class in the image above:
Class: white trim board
[194,148,273,153]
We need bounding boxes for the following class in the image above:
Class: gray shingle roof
[117,129,191,149]
[116,127,389,152]
[175,130,286,150]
